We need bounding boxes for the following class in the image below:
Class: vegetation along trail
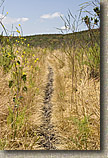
[0,0,100,150]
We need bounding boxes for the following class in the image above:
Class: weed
[0,0,100,150]
[71,115,91,150]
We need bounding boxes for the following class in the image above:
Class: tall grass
[50,0,100,150]
[0,9,43,148]
[0,44,48,149]
[50,44,100,149]
[0,0,100,150]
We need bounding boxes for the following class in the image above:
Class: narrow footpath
[37,66,59,150]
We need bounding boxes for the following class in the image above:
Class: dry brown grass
[50,48,100,150]
[0,47,49,150]
[0,46,100,150]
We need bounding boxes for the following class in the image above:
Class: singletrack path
[37,66,60,150]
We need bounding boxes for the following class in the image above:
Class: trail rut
[37,66,59,150]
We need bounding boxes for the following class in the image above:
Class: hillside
[0,28,100,49]
[24,28,100,49]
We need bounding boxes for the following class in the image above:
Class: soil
[37,66,60,150]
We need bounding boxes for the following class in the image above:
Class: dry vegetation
[50,48,100,150]
[0,43,100,150]
[0,0,100,150]
[0,46,48,150]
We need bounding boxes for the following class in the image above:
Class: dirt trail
[37,66,60,150]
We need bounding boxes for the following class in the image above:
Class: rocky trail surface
[37,66,60,150]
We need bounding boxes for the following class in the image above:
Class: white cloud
[40,12,63,19]
[17,18,29,22]
[0,14,29,24]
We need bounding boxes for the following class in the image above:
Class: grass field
[0,28,100,150]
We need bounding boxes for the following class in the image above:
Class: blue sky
[0,0,100,36]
